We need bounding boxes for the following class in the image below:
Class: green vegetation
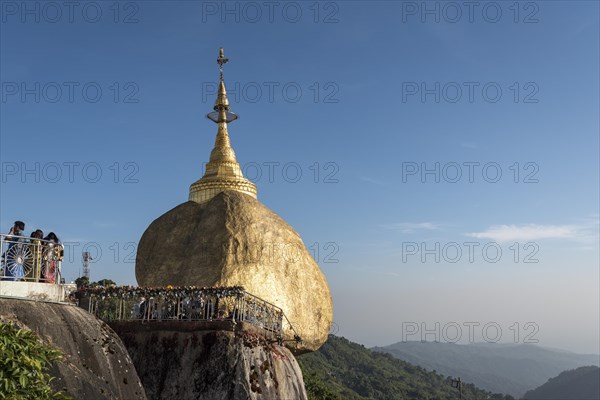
[298,335,515,400]
[94,278,117,287]
[74,276,116,288]
[0,322,71,400]
[523,366,600,400]
[74,276,89,288]
[374,340,600,398]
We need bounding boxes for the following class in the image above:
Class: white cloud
[382,222,440,233]
[467,224,590,243]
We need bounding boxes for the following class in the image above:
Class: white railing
[0,234,64,283]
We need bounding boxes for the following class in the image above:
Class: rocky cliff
[110,320,308,400]
[0,298,147,400]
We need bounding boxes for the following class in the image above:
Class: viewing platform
[79,286,301,344]
[0,231,301,344]
[0,233,67,302]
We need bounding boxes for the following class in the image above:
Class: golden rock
[135,49,333,353]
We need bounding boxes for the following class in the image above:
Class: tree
[93,279,116,287]
[0,322,71,399]
[303,372,341,400]
[74,276,89,289]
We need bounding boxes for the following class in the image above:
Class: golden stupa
[135,49,333,353]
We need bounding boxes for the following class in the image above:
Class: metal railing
[0,234,64,283]
[83,286,299,342]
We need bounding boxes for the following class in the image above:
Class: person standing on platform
[2,221,26,280]
[28,230,43,281]
[42,232,62,283]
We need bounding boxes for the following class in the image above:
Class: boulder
[135,191,333,353]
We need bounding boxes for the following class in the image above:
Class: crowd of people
[130,295,283,333]
[1,220,64,283]
[86,290,283,334]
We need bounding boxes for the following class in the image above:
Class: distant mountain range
[372,341,600,398]
[297,335,515,400]
[523,366,600,399]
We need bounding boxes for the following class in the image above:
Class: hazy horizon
[371,339,600,357]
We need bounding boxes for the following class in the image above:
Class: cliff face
[110,320,308,400]
[0,298,146,400]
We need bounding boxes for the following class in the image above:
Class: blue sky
[1,1,598,354]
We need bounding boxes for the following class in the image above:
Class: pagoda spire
[189,48,257,204]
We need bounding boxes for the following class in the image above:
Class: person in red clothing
[42,232,62,283]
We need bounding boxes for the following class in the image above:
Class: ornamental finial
[207,47,237,124]
[217,47,229,81]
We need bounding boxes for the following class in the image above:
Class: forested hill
[523,366,600,400]
[297,335,515,400]
[373,340,600,398]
